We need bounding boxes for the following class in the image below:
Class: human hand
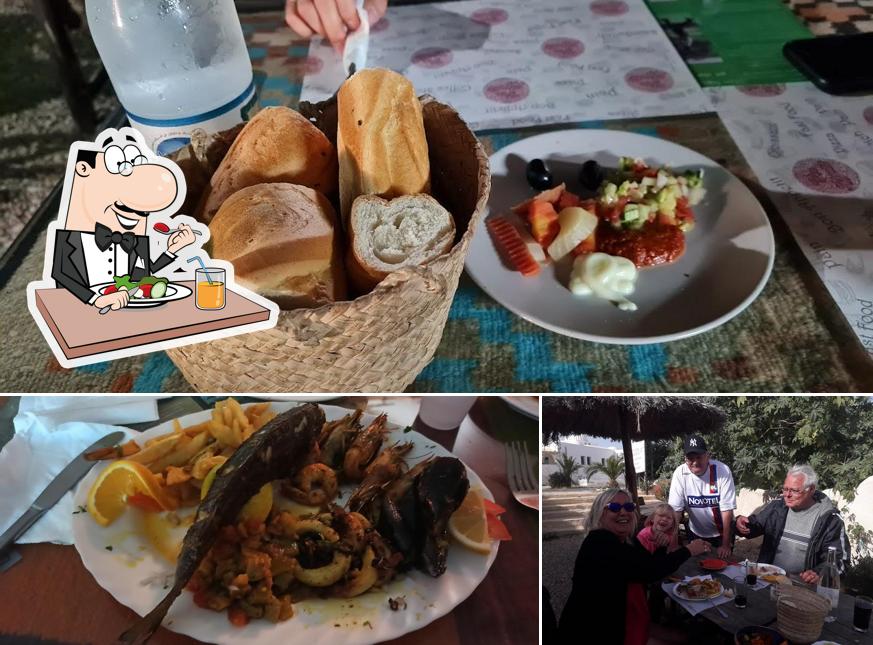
[94,290,130,311]
[653,529,672,548]
[717,544,732,559]
[687,539,711,557]
[799,570,821,584]
[736,515,750,536]
[285,0,387,52]
[167,222,197,254]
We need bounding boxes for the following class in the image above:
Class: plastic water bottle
[816,545,841,622]
[85,0,255,155]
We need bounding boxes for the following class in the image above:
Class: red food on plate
[483,498,507,516]
[526,200,560,247]
[102,285,118,294]
[700,558,727,571]
[486,514,512,541]
[487,217,541,277]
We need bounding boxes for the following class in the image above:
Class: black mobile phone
[783,33,873,95]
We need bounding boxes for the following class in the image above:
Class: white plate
[750,563,786,576]
[72,403,498,645]
[465,129,775,344]
[92,282,192,308]
[499,397,539,419]
[673,580,724,602]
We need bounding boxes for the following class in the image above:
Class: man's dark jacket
[739,491,850,574]
[52,230,175,304]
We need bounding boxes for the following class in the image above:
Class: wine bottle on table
[816,546,840,623]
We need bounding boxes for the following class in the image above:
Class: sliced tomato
[556,189,582,210]
[486,515,512,541]
[483,498,507,517]
[228,606,250,627]
[138,284,153,298]
[102,285,118,294]
[127,493,163,513]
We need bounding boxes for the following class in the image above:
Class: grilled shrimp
[284,463,339,506]
[343,414,389,481]
[318,410,363,469]
[347,442,414,512]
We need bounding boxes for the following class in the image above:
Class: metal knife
[0,430,126,571]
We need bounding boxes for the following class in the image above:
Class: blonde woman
[557,489,710,645]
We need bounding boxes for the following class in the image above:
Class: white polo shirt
[668,458,737,539]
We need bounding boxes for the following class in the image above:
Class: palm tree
[585,454,625,488]
[548,453,582,488]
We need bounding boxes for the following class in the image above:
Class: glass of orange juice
[195,268,225,310]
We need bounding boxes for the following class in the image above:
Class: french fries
[100,398,274,509]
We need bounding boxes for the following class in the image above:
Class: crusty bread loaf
[346,194,455,293]
[209,183,346,309]
[196,107,338,223]
[337,68,431,226]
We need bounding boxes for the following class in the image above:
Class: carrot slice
[487,217,541,277]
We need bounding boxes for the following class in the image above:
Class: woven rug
[2,12,871,393]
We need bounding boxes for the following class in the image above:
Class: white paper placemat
[709,82,873,358]
[300,0,710,129]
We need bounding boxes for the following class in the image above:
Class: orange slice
[86,459,175,526]
[449,489,492,554]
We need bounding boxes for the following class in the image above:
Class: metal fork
[505,441,539,510]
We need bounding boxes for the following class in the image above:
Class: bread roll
[197,107,337,223]
[337,68,431,225]
[209,183,346,309]
[346,194,454,293]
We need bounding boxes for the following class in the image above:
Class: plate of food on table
[673,577,724,601]
[72,400,507,644]
[465,129,775,343]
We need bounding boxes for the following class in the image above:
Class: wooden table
[0,396,538,645]
[672,555,873,643]
[33,281,271,362]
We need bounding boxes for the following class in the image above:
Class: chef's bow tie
[95,223,137,253]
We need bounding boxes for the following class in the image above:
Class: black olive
[579,159,604,191]
[526,158,554,190]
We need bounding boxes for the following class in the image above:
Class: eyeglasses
[781,487,809,497]
[606,502,636,513]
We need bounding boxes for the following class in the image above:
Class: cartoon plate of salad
[91,275,193,308]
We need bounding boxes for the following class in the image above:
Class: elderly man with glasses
[735,464,850,584]
[668,434,737,559]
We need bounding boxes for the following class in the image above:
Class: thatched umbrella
[543,397,726,506]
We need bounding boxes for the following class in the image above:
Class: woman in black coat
[556,489,710,645]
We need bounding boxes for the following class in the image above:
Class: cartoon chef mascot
[50,128,198,310]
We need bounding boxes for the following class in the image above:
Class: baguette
[209,183,346,309]
[196,106,337,223]
[346,194,454,293]
[337,68,431,226]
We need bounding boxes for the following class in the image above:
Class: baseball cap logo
[689,438,697,447]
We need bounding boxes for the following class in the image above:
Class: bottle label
[125,80,257,156]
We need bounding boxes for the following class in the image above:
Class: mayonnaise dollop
[568,252,638,311]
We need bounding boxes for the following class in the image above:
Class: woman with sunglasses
[557,489,710,645]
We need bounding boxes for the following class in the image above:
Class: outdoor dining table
[1,3,872,393]
[0,395,538,644]
[671,554,873,644]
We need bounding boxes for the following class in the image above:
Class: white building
[543,436,640,487]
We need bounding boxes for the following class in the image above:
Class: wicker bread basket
[165,93,490,392]
[775,585,830,643]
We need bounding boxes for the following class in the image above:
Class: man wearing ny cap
[668,435,736,559]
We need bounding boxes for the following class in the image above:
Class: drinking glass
[733,576,748,608]
[195,267,225,310]
[855,595,873,632]
[417,396,477,430]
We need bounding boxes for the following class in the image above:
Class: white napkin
[0,397,157,545]
[342,0,369,74]
[662,574,733,617]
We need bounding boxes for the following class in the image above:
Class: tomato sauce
[597,222,685,267]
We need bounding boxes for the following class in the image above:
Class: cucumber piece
[150,281,168,298]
